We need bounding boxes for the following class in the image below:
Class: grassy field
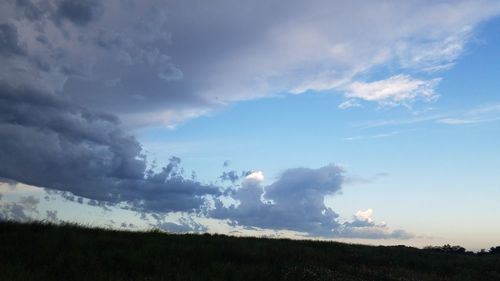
[1,221,499,281]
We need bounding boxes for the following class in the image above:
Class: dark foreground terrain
[1,221,499,281]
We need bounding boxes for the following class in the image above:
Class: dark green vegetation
[1,221,499,281]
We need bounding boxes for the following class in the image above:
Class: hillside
[0,221,499,281]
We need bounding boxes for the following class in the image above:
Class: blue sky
[136,17,500,248]
[1,0,500,250]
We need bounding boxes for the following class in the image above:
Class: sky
[1,0,500,250]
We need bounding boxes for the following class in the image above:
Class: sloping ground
[0,221,499,281]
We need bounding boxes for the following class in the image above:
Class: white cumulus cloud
[355,209,374,222]
[244,171,265,184]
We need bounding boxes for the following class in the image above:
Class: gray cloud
[340,211,413,239]
[45,210,58,222]
[0,22,26,56]
[213,165,344,236]
[338,226,413,240]
[0,82,220,213]
[2,0,498,127]
[11,0,50,22]
[219,170,240,184]
[155,217,208,233]
[0,195,39,222]
[57,0,102,26]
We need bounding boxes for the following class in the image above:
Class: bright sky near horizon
[1,0,499,250]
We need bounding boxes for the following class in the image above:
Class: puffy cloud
[339,209,413,239]
[243,171,265,184]
[213,165,343,236]
[355,209,374,222]
[0,82,220,213]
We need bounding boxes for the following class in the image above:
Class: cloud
[0,23,26,56]
[154,216,208,233]
[220,171,240,184]
[212,165,343,236]
[437,118,487,125]
[0,195,39,222]
[45,210,58,222]
[210,164,409,238]
[338,100,362,110]
[344,172,389,186]
[353,103,500,130]
[344,75,441,107]
[436,104,500,125]
[343,131,400,141]
[243,171,265,184]
[338,226,413,240]
[57,0,103,26]
[339,209,413,239]
[355,209,374,222]
[1,0,498,127]
[0,82,220,213]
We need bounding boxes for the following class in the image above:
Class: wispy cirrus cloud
[437,104,500,125]
[353,103,500,129]
[343,131,401,141]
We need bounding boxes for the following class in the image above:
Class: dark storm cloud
[0,23,26,56]
[0,83,220,212]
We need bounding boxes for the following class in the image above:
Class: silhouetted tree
[423,244,466,254]
[489,246,500,255]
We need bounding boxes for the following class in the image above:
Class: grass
[1,221,499,281]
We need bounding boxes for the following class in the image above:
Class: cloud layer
[2,0,499,126]
[0,83,219,213]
